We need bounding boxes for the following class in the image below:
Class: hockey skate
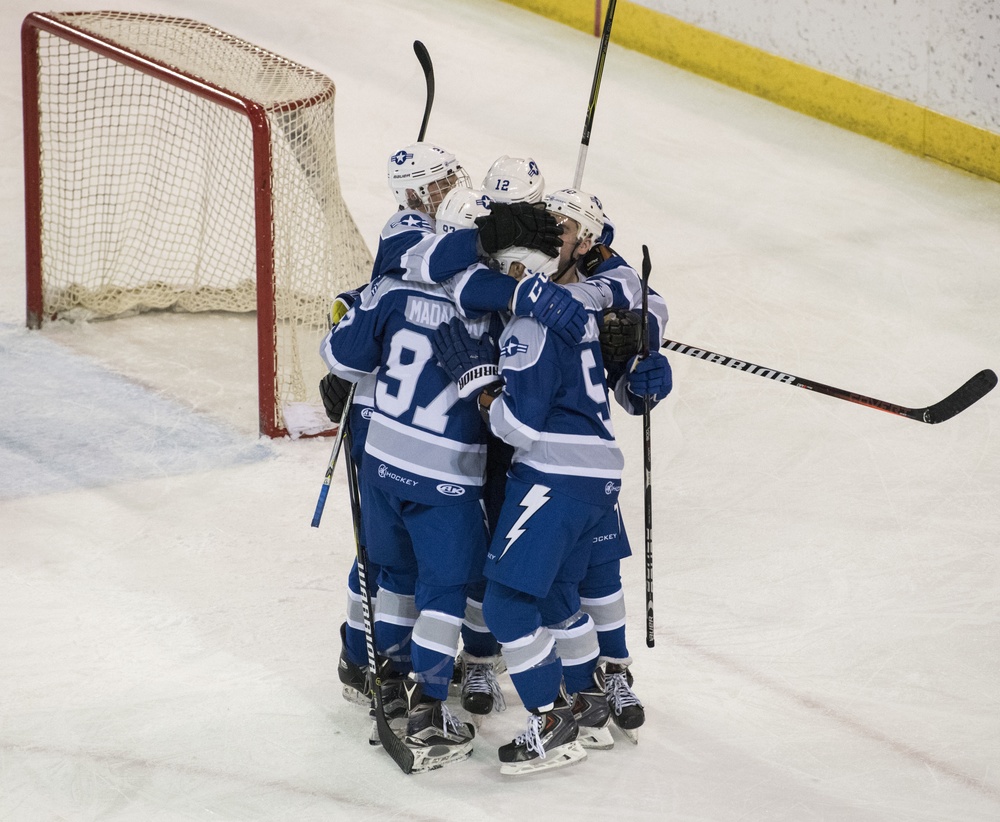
[459,654,507,717]
[604,662,644,744]
[498,699,587,776]
[338,623,370,706]
[568,668,614,750]
[404,698,476,773]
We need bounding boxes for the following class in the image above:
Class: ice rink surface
[1,1,998,819]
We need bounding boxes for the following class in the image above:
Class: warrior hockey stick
[573,0,618,188]
[640,245,655,648]
[663,340,997,424]
[344,427,416,774]
[310,382,356,528]
[413,40,434,142]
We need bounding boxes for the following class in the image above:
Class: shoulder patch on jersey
[500,336,529,358]
[390,212,432,232]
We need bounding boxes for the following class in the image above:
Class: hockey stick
[344,426,415,774]
[640,245,655,648]
[663,339,997,424]
[413,41,434,142]
[573,0,618,188]
[310,382,356,528]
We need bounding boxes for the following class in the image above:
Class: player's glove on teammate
[431,317,499,398]
[476,202,562,257]
[319,372,353,422]
[511,273,588,347]
[626,351,672,406]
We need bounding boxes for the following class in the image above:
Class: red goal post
[22,11,372,438]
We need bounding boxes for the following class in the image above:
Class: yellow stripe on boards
[497,0,1000,183]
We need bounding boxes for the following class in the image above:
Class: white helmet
[387,142,471,216]
[435,188,493,234]
[493,246,559,279]
[543,188,605,243]
[482,156,544,204]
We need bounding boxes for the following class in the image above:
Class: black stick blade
[922,368,997,424]
[372,686,415,774]
[412,40,434,142]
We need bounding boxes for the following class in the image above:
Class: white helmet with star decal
[435,187,493,234]
[482,155,545,204]
[543,188,605,244]
[387,142,471,217]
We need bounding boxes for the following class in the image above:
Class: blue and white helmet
[543,188,605,243]
[435,188,493,234]
[387,142,471,216]
[482,155,545,204]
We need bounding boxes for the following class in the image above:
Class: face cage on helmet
[408,167,472,218]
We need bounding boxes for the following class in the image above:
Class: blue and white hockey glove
[431,317,499,399]
[511,273,587,347]
[626,351,672,405]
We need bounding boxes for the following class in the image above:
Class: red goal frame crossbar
[21,11,324,438]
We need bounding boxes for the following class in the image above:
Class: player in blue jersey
[474,186,673,745]
[427,178,672,740]
[321,267,497,772]
[431,249,620,774]
[431,187,672,773]
[541,188,672,743]
[434,254,618,774]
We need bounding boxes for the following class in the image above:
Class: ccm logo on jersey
[361,407,374,420]
[378,464,418,486]
[436,483,466,497]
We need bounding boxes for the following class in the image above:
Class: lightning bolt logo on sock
[498,485,551,561]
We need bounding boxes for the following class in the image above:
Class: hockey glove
[319,372,353,422]
[600,309,643,367]
[626,351,672,404]
[511,273,588,347]
[578,243,615,278]
[431,317,499,399]
[476,202,562,257]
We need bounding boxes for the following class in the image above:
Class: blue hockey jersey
[486,315,624,506]
[320,274,492,506]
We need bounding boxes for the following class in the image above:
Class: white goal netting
[25,11,372,436]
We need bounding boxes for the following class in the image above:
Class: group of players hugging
[319,143,672,775]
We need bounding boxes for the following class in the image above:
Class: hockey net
[22,11,372,437]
